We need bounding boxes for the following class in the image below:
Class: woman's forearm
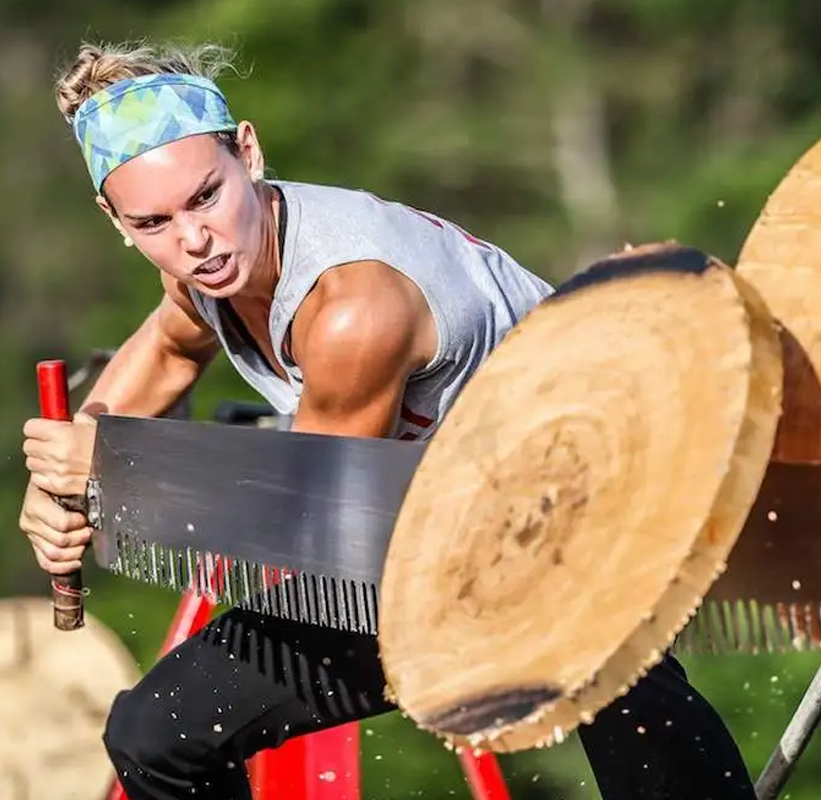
[78,308,217,419]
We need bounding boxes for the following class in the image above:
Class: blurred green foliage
[3,0,821,797]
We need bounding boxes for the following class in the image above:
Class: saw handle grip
[37,359,85,631]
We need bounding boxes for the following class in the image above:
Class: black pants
[104,607,756,800]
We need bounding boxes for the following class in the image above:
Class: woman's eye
[137,217,165,230]
[196,186,219,206]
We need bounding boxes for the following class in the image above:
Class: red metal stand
[460,750,513,800]
[248,726,361,800]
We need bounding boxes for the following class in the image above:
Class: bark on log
[379,243,782,752]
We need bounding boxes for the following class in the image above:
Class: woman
[20,40,756,800]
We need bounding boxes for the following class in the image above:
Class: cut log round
[692,136,821,653]
[378,243,783,753]
[735,136,821,464]
[0,597,141,800]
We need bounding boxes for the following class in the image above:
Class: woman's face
[99,122,267,298]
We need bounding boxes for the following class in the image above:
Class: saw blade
[89,414,426,632]
[88,414,821,650]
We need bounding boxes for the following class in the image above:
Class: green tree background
[2,0,821,797]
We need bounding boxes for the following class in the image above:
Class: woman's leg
[578,653,756,799]
[103,606,394,800]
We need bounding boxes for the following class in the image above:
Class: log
[736,137,821,465]
[0,597,141,800]
[689,137,821,654]
[707,134,821,800]
[378,243,783,753]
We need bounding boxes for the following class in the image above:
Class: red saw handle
[37,360,85,631]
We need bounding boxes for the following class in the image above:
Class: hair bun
[54,39,239,124]
[56,44,108,120]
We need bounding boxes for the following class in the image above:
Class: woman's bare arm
[78,273,220,418]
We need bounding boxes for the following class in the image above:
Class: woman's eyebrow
[123,169,218,223]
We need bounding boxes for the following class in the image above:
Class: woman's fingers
[29,468,86,498]
[31,541,86,575]
[22,418,93,497]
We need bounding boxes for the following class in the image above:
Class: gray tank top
[187,180,554,441]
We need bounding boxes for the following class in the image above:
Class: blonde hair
[55,39,240,123]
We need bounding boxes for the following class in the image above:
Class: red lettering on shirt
[400,403,434,429]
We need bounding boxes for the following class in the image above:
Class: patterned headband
[72,73,238,192]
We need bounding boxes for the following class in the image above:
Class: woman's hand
[18,478,92,575]
[21,411,97,497]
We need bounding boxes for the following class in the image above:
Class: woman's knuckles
[35,552,79,575]
[46,505,85,530]
[50,531,71,549]
[24,456,47,475]
[32,472,68,496]
[38,542,62,562]
[47,529,78,549]
[55,528,90,548]
[39,540,84,561]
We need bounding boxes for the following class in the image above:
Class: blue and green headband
[72,73,238,192]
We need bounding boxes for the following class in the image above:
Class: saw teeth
[674,598,821,655]
[104,533,381,635]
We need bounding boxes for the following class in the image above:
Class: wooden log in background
[379,243,783,754]
[0,597,140,800]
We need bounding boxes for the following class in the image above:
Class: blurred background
[3,0,821,797]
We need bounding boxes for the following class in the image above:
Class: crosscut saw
[50,238,819,753]
[85,411,821,655]
[74,239,793,755]
[73,239,802,657]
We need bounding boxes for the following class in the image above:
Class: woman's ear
[236,120,265,181]
[95,194,132,246]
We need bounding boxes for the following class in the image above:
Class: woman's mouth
[193,253,237,287]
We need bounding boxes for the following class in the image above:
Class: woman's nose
[178,215,210,254]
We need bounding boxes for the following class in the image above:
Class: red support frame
[248,726,361,800]
[459,750,513,800]
[103,586,512,800]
